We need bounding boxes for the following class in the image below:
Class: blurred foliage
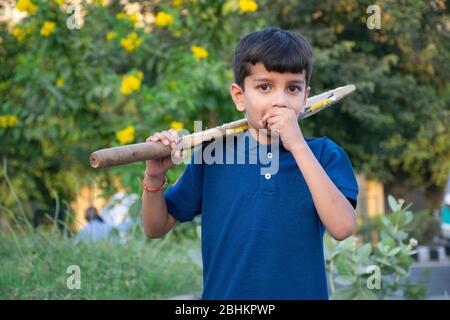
[357,207,442,246]
[0,0,265,218]
[0,0,449,223]
[325,195,427,300]
[0,221,202,299]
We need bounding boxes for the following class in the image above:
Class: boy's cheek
[248,114,265,129]
[244,106,263,126]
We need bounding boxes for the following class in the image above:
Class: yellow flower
[172,0,183,8]
[106,31,117,41]
[16,0,37,15]
[170,121,184,131]
[54,0,64,5]
[128,13,139,27]
[0,115,18,128]
[116,125,135,145]
[40,21,56,37]
[116,13,127,20]
[191,45,208,60]
[154,11,174,28]
[8,116,17,127]
[239,0,257,13]
[120,72,143,96]
[12,27,26,42]
[116,12,138,27]
[0,116,7,128]
[57,78,64,87]
[120,32,143,52]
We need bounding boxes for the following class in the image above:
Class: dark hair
[232,26,313,89]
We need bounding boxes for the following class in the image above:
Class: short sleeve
[164,146,204,222]
[321,145,359,209]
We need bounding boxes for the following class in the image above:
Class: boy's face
[230,62,310,132]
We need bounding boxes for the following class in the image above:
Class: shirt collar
[234,130,285,152]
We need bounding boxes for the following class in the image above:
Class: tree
[258,0,449,209]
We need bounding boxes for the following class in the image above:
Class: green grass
[0,224,202,299]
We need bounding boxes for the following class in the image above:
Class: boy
[141,27,359,299]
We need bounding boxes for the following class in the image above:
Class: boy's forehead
[246,62,306,83]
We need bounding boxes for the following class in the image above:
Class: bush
[0,0,263,211]
[325,195,426,300]
[356,206,442,246]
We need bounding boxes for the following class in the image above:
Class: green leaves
[325,196,426,300]
[356,243,372,262]
[332,287,357,300]
[388,195,400,212]
[335,275,356,286]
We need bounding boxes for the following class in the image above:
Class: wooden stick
[89,84,356,169]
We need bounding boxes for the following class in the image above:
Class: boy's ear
[230,83,246,112]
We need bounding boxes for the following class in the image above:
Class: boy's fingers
[166,132,178,145]
[268,122,280,134]
[262,107,287,120]
[267,115,281,126]
[261,108,283,123]
[261,109,276,122]
[260,113,272,127]
[168,129,180,142]
[260,114,274,128]
[147,132,162,142]
[175,149,184,158]
[168,128,177,135]
[147,132,169,145]
[145,129,179,148]
[166,129,178,142]
[260,112,270,127]
[163,132,178,148]
[158,131,171,146]
[147,130,180,147]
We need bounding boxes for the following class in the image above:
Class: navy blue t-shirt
[164,130,359,299]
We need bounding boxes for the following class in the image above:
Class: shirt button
[265,173,271,180]
[267,152,273,159]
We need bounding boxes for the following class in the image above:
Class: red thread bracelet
[142,176,167,192]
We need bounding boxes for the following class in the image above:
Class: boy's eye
[288,85,301,93]
[257,84,270,92]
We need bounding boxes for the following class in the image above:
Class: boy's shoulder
[305,135,341,153]
[304,136,354,167]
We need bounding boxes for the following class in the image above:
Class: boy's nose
[271,93,288,108]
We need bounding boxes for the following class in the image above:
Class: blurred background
[0,0,449,299]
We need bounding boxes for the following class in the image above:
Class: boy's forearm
[141,174,171,238]
[290,143,355,240]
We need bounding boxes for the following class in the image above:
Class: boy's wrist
[143,172,166,189]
